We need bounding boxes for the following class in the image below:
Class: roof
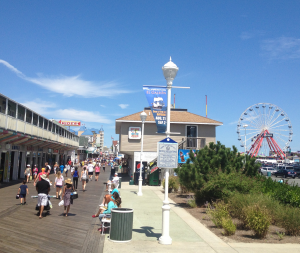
[116,109,222,125]
[81,129,94,136]
[78,126,86,131]
[90,128,99,132]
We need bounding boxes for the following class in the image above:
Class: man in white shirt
[112,173,120,189]
[87,162,94,181]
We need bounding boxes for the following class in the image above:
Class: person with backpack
[72,167,79,190]
[80,167,88,191]
[17,180,29,205]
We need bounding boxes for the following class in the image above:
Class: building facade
[115,108,222,175]
[0,93,79,183]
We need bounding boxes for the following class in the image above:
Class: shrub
[186,196,197,208]
[277,206,300,236]
[206,201,230,228]
[243,204,271,239]
[162,176,179,193]
[221,217,236,236]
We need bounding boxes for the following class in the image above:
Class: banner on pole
[143,86,167,133]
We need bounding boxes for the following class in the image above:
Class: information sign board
[157,137,178,168]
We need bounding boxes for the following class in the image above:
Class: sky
[0,1,300,151]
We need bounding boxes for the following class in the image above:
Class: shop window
[26,110,32,123]
[8,100,16,117]
[17,105,25,121]
[0,95,6,114]
[33,113,38,126]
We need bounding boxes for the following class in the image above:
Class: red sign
[150,166,158,174]
[58,120,81,126]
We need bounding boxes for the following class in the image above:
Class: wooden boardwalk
[0,166,110,253]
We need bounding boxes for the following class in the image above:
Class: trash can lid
[111,208,134,213]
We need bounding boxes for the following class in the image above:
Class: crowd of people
[18,157,122,232]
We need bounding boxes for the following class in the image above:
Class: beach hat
[114,173,118,176]
[27,164,30,167]
[65,178,73,184]
[40,174,50,183]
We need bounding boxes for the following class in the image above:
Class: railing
[179,137,206,150]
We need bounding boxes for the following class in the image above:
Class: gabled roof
[78,126,86,131]
[116,109,222,125]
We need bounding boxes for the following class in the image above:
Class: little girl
[54,171,64,199]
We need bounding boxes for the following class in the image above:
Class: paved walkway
[104,184,300,253]
[0,166,110,253]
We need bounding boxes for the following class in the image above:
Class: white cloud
[21,99,112,124]
[100,105,106,108]
[119,104,129,109]
[240,30,264,40]
[0,59,133,98]
[261,36,300,60]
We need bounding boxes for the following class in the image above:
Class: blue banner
[143,86,167,133]
[178,149,197,164]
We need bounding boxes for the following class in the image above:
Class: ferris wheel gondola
[237,103,293,159]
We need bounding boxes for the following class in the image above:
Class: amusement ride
[237,103,293,159]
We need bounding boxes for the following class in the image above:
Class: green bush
[206,201,230,228]
[277,206,300,236]
[221,217,236,236]
[186,196,197,208]
[243,204,271,239]
[162,176,179,193]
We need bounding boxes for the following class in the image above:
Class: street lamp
[137,111,147,196]
[158,57,179,245]
[243,124,248,165]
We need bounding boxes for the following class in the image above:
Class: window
[62,129,65,137]
[26,110,32,123]
[39,117,43,128]
[56,125,58,134]
[44,119,48,130]
[52,123,55,133]
[48,121,52,132]
[7,100,16,117]
[58,127,62,136]
[0,95,6,114]
[187,126,197,137]
[17,105,25,121]
[32,113,38,126]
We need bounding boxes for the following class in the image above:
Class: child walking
[18,180,29,205]
[62,178,74,217]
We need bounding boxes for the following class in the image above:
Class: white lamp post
[243,124,248,164]
[158,57,179,245]
[137,111,147,196]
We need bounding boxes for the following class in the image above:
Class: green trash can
[118,177,122,189]
[267,171,271,177]
[109,208,134,243]
[149,169,159,186]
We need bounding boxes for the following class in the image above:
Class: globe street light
[137,111,147,196]
[158,57,179,245]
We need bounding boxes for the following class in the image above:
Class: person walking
[65,163,70,177]
[102,162,106,172]
[70,162,75,175]
[32,165,38,181]
[54,171,64,199]
[95,164,100,181]
[72,167,79,190]
[80,167,88,191]
[36,174,50,219]
[62,178,74,217]
[53,162,59,174]
[60,164,65,174]
[24,165,31,183]
[18,180,29,205]
[45,162,51,177]
[87,162,94,181]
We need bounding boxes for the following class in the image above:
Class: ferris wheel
[237,103,293,159]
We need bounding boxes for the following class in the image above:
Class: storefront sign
[12,145,20,150]
[143,86,167,133]
[58,120,81,126]
[128,127,141,139]
[53,149,59,153]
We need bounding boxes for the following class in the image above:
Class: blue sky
[0,1,300,151]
